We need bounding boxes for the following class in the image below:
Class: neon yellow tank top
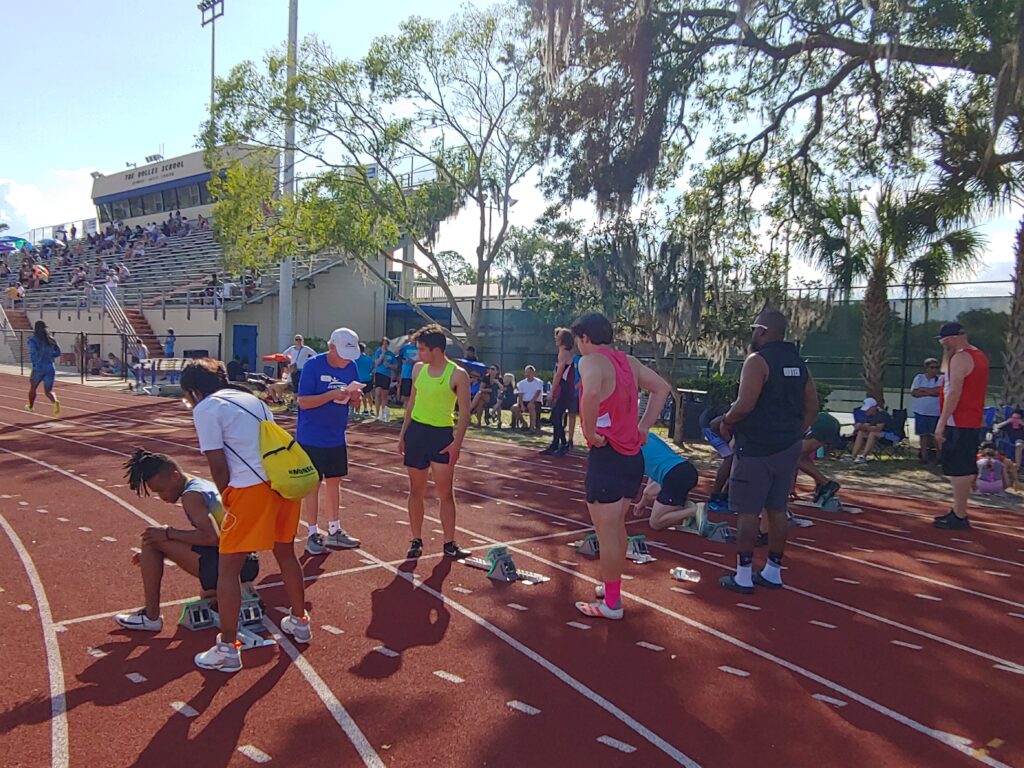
[411,360,457,427]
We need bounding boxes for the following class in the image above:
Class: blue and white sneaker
[707,495,730,514]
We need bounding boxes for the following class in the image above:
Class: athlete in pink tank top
[590,346,642,455]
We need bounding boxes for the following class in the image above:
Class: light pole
[278,0,298,351]
[198,1,224,123]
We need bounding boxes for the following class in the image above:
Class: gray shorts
[729,441,802,515]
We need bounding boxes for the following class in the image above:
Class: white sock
[328,520,341,535]
[735,560,753,588]
[761,560,783,585]
[307,523,319,538]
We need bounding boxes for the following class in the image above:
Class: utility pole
[278,0,298,351]
[198,1,224,124]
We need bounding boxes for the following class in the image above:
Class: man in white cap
[848,396,888,464]
[296,328,366,555]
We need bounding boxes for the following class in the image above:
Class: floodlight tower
[198,0,225,123]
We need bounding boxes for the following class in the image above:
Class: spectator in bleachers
[165,329,176,358]
[197,214,209,231]
[847,397,888,465]
[181,216,193,236]
[0,261,10,283]
[70,224,77,240]
[70,267,87,289]
[117,262,130,282]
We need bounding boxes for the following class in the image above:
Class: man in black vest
[712,310,818,594]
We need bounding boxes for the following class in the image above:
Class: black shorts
[554,387,578,415]
[656,462,699,507]
[374,372,391,391]
[301,443,349,479]
[400,378,413,397]
[941,426,981,477]
[403,420,454,469]
[585,444,645,504]
[195,546,259,591]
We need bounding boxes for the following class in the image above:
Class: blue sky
[0,0,1019,291]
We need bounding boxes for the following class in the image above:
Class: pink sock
[603,580,622,609]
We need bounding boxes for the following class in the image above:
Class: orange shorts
[221,483,301,554]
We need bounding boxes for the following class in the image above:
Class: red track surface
[0,372,1021,767]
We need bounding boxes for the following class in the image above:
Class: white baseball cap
[862,397,878,410]
[329,327,360,360]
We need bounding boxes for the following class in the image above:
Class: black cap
[937,322,965,339]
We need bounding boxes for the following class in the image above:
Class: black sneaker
[443,541,470,559]
[755,532,769,547]
[933,512,971,530]
[753,572,783,589]
[719,574,754,594]
[539,446,558,456]
[406,538,423,559]
[554,444,570,456]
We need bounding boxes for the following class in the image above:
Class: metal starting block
[568,533,600,557]
[179,592,276,650]
[626,535,656,564]
[463,546,550,585]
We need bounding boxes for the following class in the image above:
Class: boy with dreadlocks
[114,448,259,632]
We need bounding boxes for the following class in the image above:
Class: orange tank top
[940,346,989,428]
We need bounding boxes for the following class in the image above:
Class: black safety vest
[734,341,808,457]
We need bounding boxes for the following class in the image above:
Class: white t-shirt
[517,377,544,403]
[285,344,315,370]
[192,389,272,489]
[910,373,941,417]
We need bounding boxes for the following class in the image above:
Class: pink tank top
[587,347,641,455]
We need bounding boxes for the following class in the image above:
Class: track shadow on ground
[349,559,453,680]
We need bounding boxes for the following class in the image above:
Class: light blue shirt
[641,433,686,485]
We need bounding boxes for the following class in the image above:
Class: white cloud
[0,168,96,235]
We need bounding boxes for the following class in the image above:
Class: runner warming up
[572,313,671,620]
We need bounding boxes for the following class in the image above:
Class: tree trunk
[860,258,890,403]
[1004,214,1024,406]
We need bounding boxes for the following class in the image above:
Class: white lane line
[363,512,377,517]
[453,586,473,595]
[917,558,940,564]
[471,505,484,510]
[36,508,48,514]
[395,520,410,526]
[373,646,399,658]
[507,603,529,611]
[471,538,488,544]
[891,641,923,651]
[17,603,33,611]
[506,700,541,715]
[170,701,199,718]
[833,578,859,585]
[18,501,28,506]
[510,512,525,517]
[984,571,1011,578]
[321,625,344,635]
[56,517,69,523]
[101,536,116,542]
[597,736,637,754]
[433,670,464,684]
[702,551,724,558]
[671,587,694,595]
[814,694,848,708]
[87,647,107,658]
[852,547,874,553]
[551,521,568,526]
[566,621,591,631]
[0,512,68,768]
[809,620,837,630]
[238,745,272,763]
[736,603,760,611]
[264,618,385,767]
[719,665,750,678]
[951,538,973,544]
[560,560,579,567]
[637,641,664,652]
[125,672,148,683]
[795,537,815,543]
[621,574,635,580]
[78,526,92,533]
[915,594,943,602]
[993,664,1024,675]
[358,558,375,565]
[1009,612,1024,620]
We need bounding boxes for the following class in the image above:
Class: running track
[0,373,1021,767]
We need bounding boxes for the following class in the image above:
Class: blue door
[232,324,258,372]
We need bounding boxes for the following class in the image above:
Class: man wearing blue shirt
[372,338,398,421]
[632,433,699,530]
[297,327,365,555]
[398,332,419,407]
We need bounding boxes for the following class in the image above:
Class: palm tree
[805,184,985,401]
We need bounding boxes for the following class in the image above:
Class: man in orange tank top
[933,322,990,530]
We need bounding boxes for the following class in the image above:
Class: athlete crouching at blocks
[114,448,259,632]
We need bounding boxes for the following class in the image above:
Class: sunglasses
[750,324,768,332]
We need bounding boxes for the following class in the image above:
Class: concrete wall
[143,308,225,358]
[226,259,387,365]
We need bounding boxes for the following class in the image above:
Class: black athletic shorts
[195,547,259,591]
[374,372,391,391]
[301,443,349,479]
[585,444,645,504]
[656,462,699,507]
[400,377,413,397]
[941,426,981,477]
[404,420,454,469]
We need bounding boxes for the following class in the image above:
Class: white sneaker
[325,529,360,549]
[574,599,623,620]
[194,634,242,672]
[114,609,163,632]
[281,612,313,644]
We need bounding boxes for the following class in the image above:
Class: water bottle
[670,566,701,583]
[702,427,734,458]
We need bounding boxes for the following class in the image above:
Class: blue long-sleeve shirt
[28,336,60,372]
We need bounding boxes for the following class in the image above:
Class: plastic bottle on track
[670,567,701,583]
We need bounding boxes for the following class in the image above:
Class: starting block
[463,545,550,585]
[569,533,600,558]
[179,591,276,650]
[626,535,656,564]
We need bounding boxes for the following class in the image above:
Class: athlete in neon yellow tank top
[411,360,457,427]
